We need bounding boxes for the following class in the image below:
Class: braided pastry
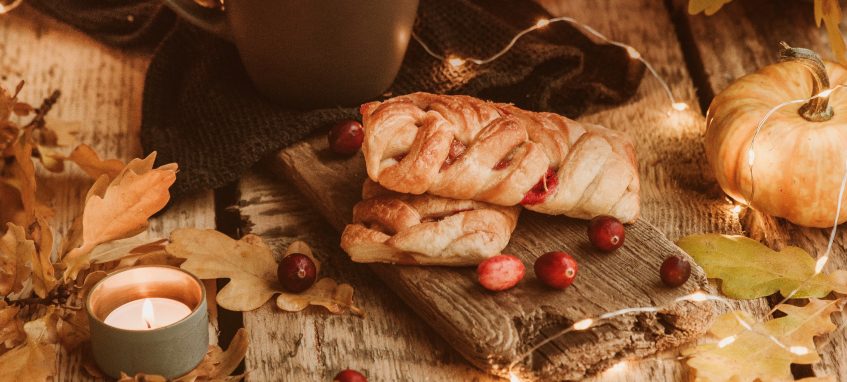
[360,92,640,223]
[341,180,520,266]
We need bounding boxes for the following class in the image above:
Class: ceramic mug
[164,0,419,108]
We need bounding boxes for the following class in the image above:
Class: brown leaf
[86,237,168,266]
[61,152,177,282]
[815,0,847,64]
[0,182,26,229]
[30,216,57,299]
[276,278,363,316]
[0,307,60,382]
[66,144,125,179]
[0,223,35,296]
[167,229,278,311]
[8,132,37,227]
[0,301,25,354]
[35,145,64,173]
[56,271,107,351]
[174,328,249,382]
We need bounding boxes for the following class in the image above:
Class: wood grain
[276,135,715,381]
[672,0,847,379]
[0,6,217,380]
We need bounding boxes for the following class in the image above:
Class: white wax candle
[104,297,192,330]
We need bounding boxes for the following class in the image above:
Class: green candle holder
[86,265,209,379]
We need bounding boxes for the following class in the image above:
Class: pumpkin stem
[778,41,834,122]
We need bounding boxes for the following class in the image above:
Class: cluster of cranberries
[476,215,691,291]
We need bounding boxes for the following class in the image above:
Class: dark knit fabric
[28,0,644,197]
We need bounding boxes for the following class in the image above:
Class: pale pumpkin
[705,43,847,228]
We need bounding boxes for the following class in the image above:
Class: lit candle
[87,266,208,378]
[104,297,192,330]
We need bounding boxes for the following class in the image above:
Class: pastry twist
[360,92,640,223]
[341,181,520,265]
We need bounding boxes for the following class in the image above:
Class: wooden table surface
[2,1,845,380]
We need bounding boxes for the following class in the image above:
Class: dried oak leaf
[0,307,59,382]
[688,0,734,15]
[0,301,25,354]
[678,234,847,299]
[167,229,278,312]
[0,223,35,296]
[86,236,169,266]
[56,271,107,351]
[6,132,37,227]
[61,152,176,282]
[30,216,57,299]
[65,144,125,179]
[277,278,363,316]
[815,0,847,65]
[685,299,838,382]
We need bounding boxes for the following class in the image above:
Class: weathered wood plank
[672,0,847,379]
[237,169,499,381]
[0,6,217,380]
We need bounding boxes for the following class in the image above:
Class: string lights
[413,13,846,381]
[412,16,689,111]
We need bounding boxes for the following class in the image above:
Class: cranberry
[493,158,511,170]
[277,253,317,293]
[333,369,367,382]
[534,251,578,289]
[328,120,364,156]
[520,168,558,205]
[441,139,467,169]
[477,255,525,291]
[587,215,625,252]
[660,255,691,287]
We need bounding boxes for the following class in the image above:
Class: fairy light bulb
[535,19,550,28]
[447,56,466,68]
[747,149,755,167]
[815,256,829,274]
[573,318,594,330]
[626,46,641,60]
[671,102,688,111]
[509,372,522,382]
[717,335,737,348]
[731,204,743,214]
[606,362,627,374]
[789,346,809,356]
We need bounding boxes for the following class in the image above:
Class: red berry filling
[393,153,407,162]
[520,168,558,205]
[441,139,467,170]
[493,158,511,170]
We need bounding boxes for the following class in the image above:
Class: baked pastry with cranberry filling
[360,92,639,223]
[341,181,520,265]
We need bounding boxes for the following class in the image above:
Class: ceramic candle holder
[86,265,209,378]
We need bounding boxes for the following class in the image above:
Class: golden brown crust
[341,181,520,266]
[360,92,640,223]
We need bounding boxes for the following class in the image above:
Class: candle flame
[142,298,155,329]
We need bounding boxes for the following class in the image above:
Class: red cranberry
[328,120,364,156]
[277,253,317,293]
[534,251,578,289]
[333,369,367,382]
[520,168,558,205]
[493,158,511,170]
[441,139,467,169]
[660,255,691,287]
[476,255,525,291]
[587,215,625,252]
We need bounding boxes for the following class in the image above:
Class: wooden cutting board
[272,135,716,381]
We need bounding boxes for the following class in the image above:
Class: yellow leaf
[0,223,35,296]
[815,0,847,64]
[686,299,838,382]
[66,144,125,180]
[677,234,847,299]
[167,229,278,311]
[0,307,60,382]
[61,152,176,282]
[35,145,64,173]
[688,0,734,15]
[276,278,363,316]
[0,301,25,354]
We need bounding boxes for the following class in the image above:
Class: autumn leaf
[677,234,847,299]
[65,144,125,179]
[167,229,278,311]
[86,236,168,266]
[815,0,847,65]
[688,0,734,15]
[30,217,56,299]
[7,132,37,227]
[0,223,35,296]
[57,271,107,351]
[277,278,363,316]
[685,299,838,382]
[0,307,59,382]
[61,152,176,282]
[0,301,25,354]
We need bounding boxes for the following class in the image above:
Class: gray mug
[164,0,419,108]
